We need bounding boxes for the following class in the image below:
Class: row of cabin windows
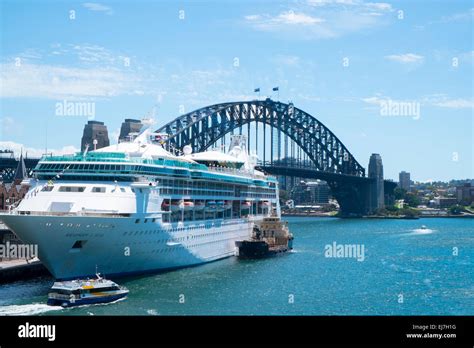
[159,187,275,199]
[37,164,276,189]
[160,179,274,191]
[41,185,126,193]
[38,163,187,176]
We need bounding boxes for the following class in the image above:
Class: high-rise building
[456,183,474,205]
[399,171,411,191]
[81,121,109,152]
[368,153,384,212]
[119,119,142,143]
[306,180,330,204]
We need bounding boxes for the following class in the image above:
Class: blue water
[0,217,472,315]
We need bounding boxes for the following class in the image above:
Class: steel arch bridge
[156,99,365,177]
[156,99,391,215]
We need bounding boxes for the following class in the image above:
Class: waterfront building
[0,153,29,210]
[81,121,110,152]
[456,183,474,205]
[306,180,330,204]
[118,119,142,143]
[0,183,29,211]
[433,197,458,209]
[399,171,411,191]
[368,154,384,212]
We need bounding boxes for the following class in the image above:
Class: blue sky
[0,0,472,182]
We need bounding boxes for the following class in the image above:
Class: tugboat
[236,216,294,258]
[47,269,129,307]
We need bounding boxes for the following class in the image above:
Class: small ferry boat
[47,272,129,307]
[236,216,294,258]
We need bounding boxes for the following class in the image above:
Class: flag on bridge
[272,87,279,91]
[254,88,260,93]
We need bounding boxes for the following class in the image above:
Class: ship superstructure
[0,123,280,279]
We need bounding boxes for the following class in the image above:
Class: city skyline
[0,0,472,182]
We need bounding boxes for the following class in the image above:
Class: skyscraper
[399,171,411,191]
[119,119,142,143]
[81,121,109,151]
[368,153,384,212]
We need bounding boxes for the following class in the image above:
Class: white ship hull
[1,133,280,280]
[0,214,253,279]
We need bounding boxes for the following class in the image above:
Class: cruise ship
[0,122,280,280]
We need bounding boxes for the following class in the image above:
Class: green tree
[404,193,421,207]
[385,205,399,213]
[279,189,289,202]
[394,187,406,200]
[400,208,419,218]
[449,205,463,215]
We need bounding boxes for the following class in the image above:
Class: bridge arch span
[157,99,365,177]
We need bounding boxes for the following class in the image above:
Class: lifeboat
[224,200,233,209]
[194,200,205,211]
[241,201,251,210]
[216,201,225,212]
[258,201,271,208]
[183,201,194,211]
[205,201,216,211]
[170,200,184,212]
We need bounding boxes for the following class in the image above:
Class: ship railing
[207,166,275,180]
[8,210,132,218]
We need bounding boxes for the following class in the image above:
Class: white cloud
[308,0,358,6]
[273,54,300,66]
[361,96,384,105]
[245,0,394,39]
[431,98,473,109]
[244,15,261,21]
[363,94,474,109]
[0,141,79,158]
[18,49,42,61]
[0,62,141,99]
[364,2,392,11]
[384,53,424,63]
[438,7,473,23]
[244,11,333,39]
[72,44,113,63]
[82,3,113,15]
[276,11,325,25]
[308,0,393,11]
[245,10,325,29]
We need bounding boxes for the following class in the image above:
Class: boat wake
[410,228,435,235]
[0,297,127,316]
[0,303,63,316]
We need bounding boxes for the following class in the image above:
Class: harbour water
[0,217,472,316]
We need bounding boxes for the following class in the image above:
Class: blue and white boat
[0,120,280,280]
[47,272,129,307]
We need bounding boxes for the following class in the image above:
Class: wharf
[0,259,50,284]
